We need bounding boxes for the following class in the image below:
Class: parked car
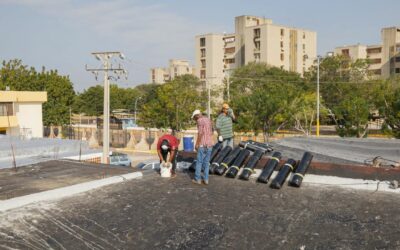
[109,152,132,167]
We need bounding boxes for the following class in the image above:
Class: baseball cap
[191,109,201,119]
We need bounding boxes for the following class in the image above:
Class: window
[200,37,206,47]
[395,57,400,62]
[342,49,350,56]
[303,33,306,39]
[397,46,400,52]
[254,41,260,50]
[225,58,235,64]
[200,70,206,79]
[280,41,284,48]
[187,67,190,72]
[367,47,382,54]
[369,58,382,64]
[254,28,260,38]
[0,103,13,116]
[396,68,400,74]
[280,53,284,61]
[302,44,306,50]
[225,47,235,54]
[201,48,206,57]
[174,67,177,73]
[280,29,285,36]
[201,59,206,68]
[254,54,260,60]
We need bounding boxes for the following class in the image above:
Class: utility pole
[86,52,127,164]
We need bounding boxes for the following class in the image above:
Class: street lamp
[224,68,233,102]
[316,55,321,137]
[303,54,322,137]
[134,96,142,125]
[204,77,217,118]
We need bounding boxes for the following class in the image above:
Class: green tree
[373,77,400,138]
[290,92,329,136]
[73,84,141,115]
[305,55,370,108]
[0,59,75,125]
[304,55,375,137]
[41,70,75,125]
[334,96,371,138]
[230,63,304,141]
[139,75,205,131]
[73,85,103,116]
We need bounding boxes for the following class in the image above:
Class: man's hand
[228,108,233,116]
[195,143,199,151]
[218,135,223,142]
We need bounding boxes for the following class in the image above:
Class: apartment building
[195,33,225,87]
[195,15,317,87]
[150,59,194,84]
[0,91,47,138]
[334,27,400,78]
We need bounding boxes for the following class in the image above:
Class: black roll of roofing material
[215,147,242,175]
[225,149,251,178]
[289,152,313,187]
[209,146,232,174]
[257,152,282,183]
[239,141,272,153]
[188,160,197,172]
[210,142,223,163]
[270,159,297,189]
[238,150,264,180]
[241,140,273,152]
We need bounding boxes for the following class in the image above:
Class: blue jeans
[222,137,234,148]
[195,147,212,182]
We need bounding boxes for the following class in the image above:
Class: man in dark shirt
[157,134,180,177]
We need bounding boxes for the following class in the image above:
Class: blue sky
[0,0,399,91]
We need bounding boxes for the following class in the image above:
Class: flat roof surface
[1,171,399,249]
[0,160,135,200]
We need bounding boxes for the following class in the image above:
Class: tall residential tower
[195,15,317,87]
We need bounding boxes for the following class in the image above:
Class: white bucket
[160,164,172,178]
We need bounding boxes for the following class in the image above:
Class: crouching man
[157,134,180,178]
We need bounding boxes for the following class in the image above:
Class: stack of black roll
[185,140,313,189]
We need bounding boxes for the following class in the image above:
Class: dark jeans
[160,150,177,173]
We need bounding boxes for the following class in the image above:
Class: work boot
[203,180,209,185]
[192,179,201,185]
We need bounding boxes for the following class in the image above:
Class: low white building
[0,91,47,138]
